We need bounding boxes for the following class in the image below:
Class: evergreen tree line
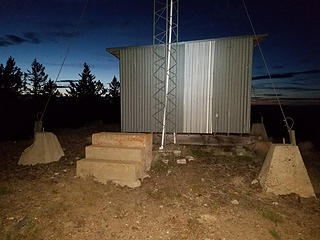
[0,56,120,99]
[0,57,121,140]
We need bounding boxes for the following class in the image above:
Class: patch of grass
[1,232,10,240]
[259,209,283,225]
[269,227,281,239]
[191,183,206,195]
[114,206,128,219]
[43,202,71,216]
[163,187,182,200]
[187,216,201,230]
[145,187,182,201]
[210,201,219,212]
[133,202,144,214]
[189,147,214,158]
[1,219,41,240]
[145,189,163,200]
[151,160,169,173]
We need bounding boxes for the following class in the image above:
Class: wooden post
[290,130,296,146]
[34,121,43,134]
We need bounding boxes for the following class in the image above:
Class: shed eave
[106,33,268,59]
[106,48,120,59]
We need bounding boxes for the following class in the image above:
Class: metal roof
[106,34,267,59]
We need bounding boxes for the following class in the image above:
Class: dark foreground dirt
[0,126,319,240]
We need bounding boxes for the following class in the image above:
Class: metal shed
[107,34,266,134]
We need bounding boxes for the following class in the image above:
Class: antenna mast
[153,0,179,149]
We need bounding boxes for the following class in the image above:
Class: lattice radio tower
[153,0,179,149]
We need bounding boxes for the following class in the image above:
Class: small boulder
[177,159,187,164]
[185,155,195,161]
[231,199,239,205]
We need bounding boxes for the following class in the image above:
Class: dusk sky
[1,0,319,101]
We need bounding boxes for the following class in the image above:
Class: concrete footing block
[19,132,64,165]
[77,159,143,187]
[258,144,316,198]
[251,123,268,141]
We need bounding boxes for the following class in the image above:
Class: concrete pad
[19,132,64,165]
[77,159,143,188]
[92,132,153,171]
[251,123,268,141]
[85,146,144,162]
[258,144,316,198]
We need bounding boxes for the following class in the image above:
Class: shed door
[183,41,214,133]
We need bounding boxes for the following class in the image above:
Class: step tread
[91,132,152,148]
[94,132,150,136]
[78,158,143,166]
[87,145,144,150]
[85,145,144,162]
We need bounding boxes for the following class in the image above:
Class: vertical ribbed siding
[212,36,253,134]
[246,39,253,133]
[120,47,153,132]
[175,44,185,133]
[118,35,254,134]
[120,45,185,133]
[120,44,185,133]
[183,41,214,133]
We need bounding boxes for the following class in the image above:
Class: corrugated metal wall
[212,36,253,134]
[120,44,185,133]
[151,44,185,133]
[174,44,185,133]
[118,35,254,134]
[120,46,153,132]
[183,41,214,133]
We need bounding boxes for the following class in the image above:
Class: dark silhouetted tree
[26,59,49,96]
[108,76,120,98]
[42,79,59,96]
[0,57,26,140]
[0,56,24,95]
[67,63,106,98]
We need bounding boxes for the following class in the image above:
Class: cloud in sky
[23,32,41,44]
[257,86,320,92]
[0,33,42,47]
[0,17,106,48]
[6,35,26,44]
[253,69,320,80]
[253,69,320,100]
[0,35,26,46]
[260,93,283,97]
[0,30,77,47]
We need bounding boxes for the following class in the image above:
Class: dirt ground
[0,126,319,240]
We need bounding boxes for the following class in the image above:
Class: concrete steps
[77,159,143,188]
[76,132,152,188]
[85,146,144,162]
[92,132,152,170]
